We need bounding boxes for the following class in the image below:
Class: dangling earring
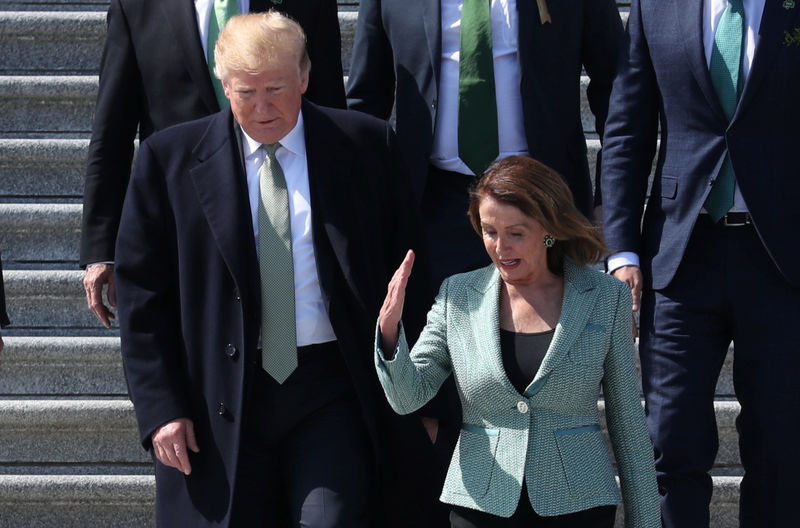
[543,234,555,248]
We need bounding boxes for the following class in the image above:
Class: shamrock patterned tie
[705,0,745,221]
[258,143,298,384]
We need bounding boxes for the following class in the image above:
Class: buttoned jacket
[375,260,659,526]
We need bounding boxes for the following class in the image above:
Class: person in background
[115,12,424,526]
[81,0,345,328]
[601,0,800,525]
[376,156,660,528]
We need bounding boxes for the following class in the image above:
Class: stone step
[0,475,734,528]
[0,396,741,468]
[0,139,87,200]
[0,204,81,265]
[0,10,358,74]
[0,399,148,465]
[0,475,155,528]
[0,73,604,135]
[0,9,627,74]
[0,336,125,395]
[0,335,736,397]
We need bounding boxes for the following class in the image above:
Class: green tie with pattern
[259,143,297,384]
[705,0,745,221]
[458,0,499,177]
[207,0,239,109]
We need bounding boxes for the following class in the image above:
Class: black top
[500,328,555,394]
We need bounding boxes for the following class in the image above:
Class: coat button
[233,288,241,302]
[517,401,529,414]
[218,403,226,416]
[225,343,238,358]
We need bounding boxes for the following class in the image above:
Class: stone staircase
[0,1,741,526]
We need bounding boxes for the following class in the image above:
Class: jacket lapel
[188,109,257,301]
[735,0,799,120]
[422,0,443,86]
[677,0,729,124]
[524,260,599,397]
[467,266,509,390]
[301,101,358,310]
[160,0,219,113]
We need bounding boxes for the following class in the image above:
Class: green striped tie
[705,0,745,221]
[258,143,298,384]
[458,0,499,177]
[207,0,239,109]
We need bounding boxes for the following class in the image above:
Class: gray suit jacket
[376,260,659,525]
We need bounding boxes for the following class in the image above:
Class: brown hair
[468,155,607,274]
[213,11,310,81]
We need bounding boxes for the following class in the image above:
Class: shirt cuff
[606,252,640,274]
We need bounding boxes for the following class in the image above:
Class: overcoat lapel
[677,0,729,124]
[160,0,219,113]
[188,110,257,301]
[301,102,359,311]
[735,0,799,119]
[422,0,443,88]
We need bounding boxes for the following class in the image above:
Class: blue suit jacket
[346,0,623,217]
[376,261,659,525]
[602,0,800,289]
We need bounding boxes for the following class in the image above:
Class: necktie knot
[263,143,280,158]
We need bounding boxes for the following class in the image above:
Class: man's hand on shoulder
[151,418,199,475]
[83,263,116,328]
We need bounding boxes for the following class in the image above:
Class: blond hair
[213,11,310,81]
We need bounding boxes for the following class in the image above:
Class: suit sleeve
[374,279,453,415]
[602,281,660,527]
[600,0,659,254]
[302,0,346,109]
[345,0,397,119]
[80,0,144,267]
[581,0,624,206]
[114,140,190,449]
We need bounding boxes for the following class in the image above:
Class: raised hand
[379,250,415,352]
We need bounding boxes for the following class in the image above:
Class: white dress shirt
[240,113,338,346]
[607,0,765,274]
[431,0,529,175]
[195,0,250,59]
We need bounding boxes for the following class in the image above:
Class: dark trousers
[640,217,800,527]
[230,342,372,527]
[449,483,616,528]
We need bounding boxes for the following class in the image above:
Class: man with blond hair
[115,12,423,526]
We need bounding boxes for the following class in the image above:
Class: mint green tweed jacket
[375,260,660,526]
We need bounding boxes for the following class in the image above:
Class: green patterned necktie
[705,0,745,221]
[258,143,298,384]
[207,0,239,109]
[458,0,499,177]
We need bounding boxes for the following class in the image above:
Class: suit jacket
[0,254,8,328]
[601,0,800,289]
[346,0,623,216]
[115,101,421,526]
[375,260,659,525]
[80,0,345,266]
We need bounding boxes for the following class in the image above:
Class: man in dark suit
[601,0,800,526]
[347,0,623,289]
[115,12,427,527]
[81,0,345,328]
[0,253,9,355]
